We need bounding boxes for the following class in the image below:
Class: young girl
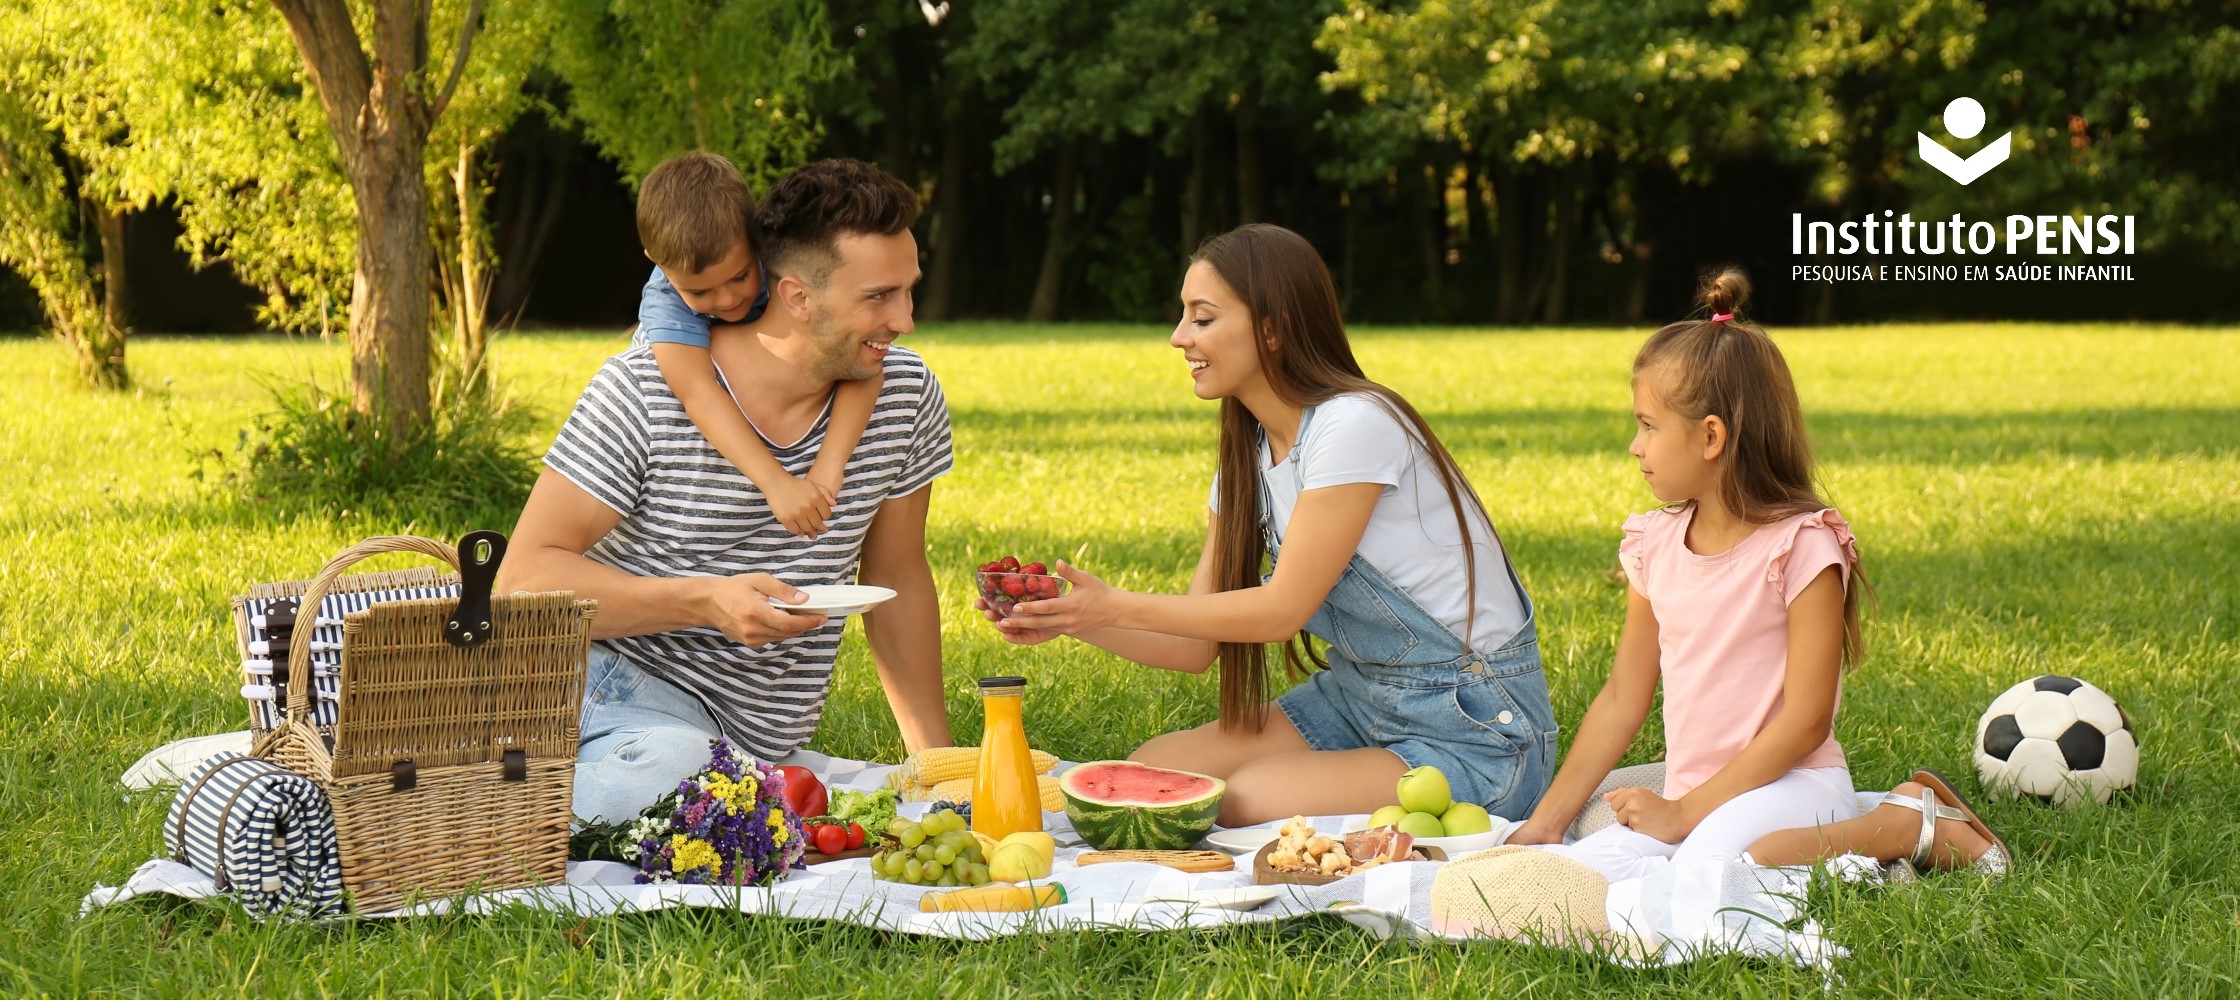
[1505,270,1877,880]
[982,224,1557,826]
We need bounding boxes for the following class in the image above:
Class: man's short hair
[636,151,754,273]
[754,159,920,289]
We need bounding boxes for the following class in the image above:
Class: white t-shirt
[1210,393,1530,654]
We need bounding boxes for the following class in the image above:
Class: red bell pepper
[776,765,828,820]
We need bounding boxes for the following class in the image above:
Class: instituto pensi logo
[1919,96,2011,185]
[1788,94,2137,284]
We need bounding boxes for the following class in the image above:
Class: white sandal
[1880,769,2011,877]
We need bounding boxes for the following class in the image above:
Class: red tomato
[845,822,866,850]
[813,823,848,855]
[776,765,828,820]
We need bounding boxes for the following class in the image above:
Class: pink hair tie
[1711,312,1734,323]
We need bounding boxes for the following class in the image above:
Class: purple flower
[627,738,803,887]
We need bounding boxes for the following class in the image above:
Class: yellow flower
[670,835,721,877]
[702,773,757,814]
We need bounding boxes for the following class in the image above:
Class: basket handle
[284,535,460,718]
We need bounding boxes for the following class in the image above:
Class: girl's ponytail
[1698,269,1750,322]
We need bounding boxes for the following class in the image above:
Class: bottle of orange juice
[971,676,1043,840]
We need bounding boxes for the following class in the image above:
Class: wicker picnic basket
[250,533,597,912]
[233,563,459,737]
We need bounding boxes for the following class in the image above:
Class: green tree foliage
[23,0,545,431]
[5,0,2233,340]
[544,0,840,190]
[0,2,131,387]
[1867,1,2240,251]
[0,96,122,388]
[953,0,1340,318]
[1317,0,2236,319]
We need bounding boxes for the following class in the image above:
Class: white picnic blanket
[91,734,1871,968]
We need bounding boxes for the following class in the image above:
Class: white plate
[1202,827,1281,855]
[1338,815,1505,855]
[770,584,898,616]
[1136,886,1280,912]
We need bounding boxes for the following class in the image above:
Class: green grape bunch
[868,809,993,887]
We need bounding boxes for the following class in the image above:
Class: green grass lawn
[2,324,2236,997]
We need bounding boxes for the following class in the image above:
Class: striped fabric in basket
[237,582,460,731]
[164,752,345,919]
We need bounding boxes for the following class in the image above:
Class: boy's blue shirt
[634,265,771,348]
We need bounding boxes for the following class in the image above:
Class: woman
[983,224,1556,826]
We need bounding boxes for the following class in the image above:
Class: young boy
[634,151,881,538]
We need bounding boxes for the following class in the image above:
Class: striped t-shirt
[543,344,954,759]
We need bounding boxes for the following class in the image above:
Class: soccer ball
[1974,675,2138,806]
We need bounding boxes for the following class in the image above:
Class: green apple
[1395,765,1453,817]
[1439,802,1493,837]
[1368,805,1410,829]
[1396,811,1447,839]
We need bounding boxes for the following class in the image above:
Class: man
[500,159,954,823]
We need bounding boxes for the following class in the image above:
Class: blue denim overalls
[1263,405,1559,818]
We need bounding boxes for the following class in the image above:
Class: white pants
[1553,766,1860,882]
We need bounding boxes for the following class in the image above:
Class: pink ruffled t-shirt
[1619,506,1860,800]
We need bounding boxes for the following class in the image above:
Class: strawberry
[1000,575,1026,597]
[1022,561,1047,575]
[1034,578,1060,599]
[999,555,1020,572]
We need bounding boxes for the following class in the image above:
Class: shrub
[222,362,540,529]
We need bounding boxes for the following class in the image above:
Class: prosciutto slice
[1343,826,1415,864]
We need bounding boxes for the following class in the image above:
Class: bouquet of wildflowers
[618,738,806,885]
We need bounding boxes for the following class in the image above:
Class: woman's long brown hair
[1634,268,1872,666]
[1196,224,1501,731]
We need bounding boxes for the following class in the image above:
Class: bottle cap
[976,675,1028,689]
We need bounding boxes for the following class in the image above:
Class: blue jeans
[1276,621,1558,817]
[574,646,724,824]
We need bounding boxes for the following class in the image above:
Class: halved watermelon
[1060,761,1226,851]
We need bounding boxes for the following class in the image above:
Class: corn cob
[899,746,1060,786]
[899,747,979,786]
[901,774,1066,812]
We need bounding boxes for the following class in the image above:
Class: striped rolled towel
[164,752,344,919]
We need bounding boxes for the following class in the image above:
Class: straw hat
[1429,846,1611,940]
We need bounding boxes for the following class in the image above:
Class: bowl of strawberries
[975,555,1069,620]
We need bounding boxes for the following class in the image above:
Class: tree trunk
[880,71,913,182]
[1414,164,1444,305]
[491,135,572,323]
[350,137,434,429]
[1234,99,1264,225]
[1026,140,1078,322]
[274,0,480,437]
[1539,172,1577,324]
[1622,167,1657,324]
[923,102,969,321]
[30,230,126,389]
[1182,108,1209,258]
[94,202,129,333]
[1340,188,1358,314]
[1624,240,1655,325]
[78,200,128,388]
[1487,162,1529,325]
[449,141,489,389]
